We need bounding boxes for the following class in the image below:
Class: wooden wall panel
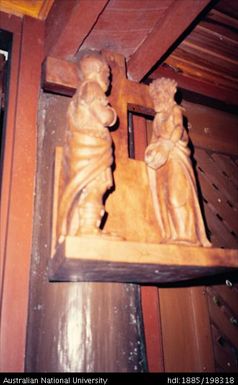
[131,97,238,372]
[0,13,21,309]
[159,287,214,372]
[183,101,238,156]
[0,15,44,372]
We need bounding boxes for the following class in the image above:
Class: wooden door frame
[0,13,44,371]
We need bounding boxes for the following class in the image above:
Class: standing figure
[58,53,117,238]
[145,78,210,246]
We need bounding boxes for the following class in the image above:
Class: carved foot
[74,230,123,241]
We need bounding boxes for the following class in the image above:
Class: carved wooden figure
[57,53,117,238]
[145,78,211,246]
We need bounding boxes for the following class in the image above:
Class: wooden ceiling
[1,0,237,110]
[150,0,238,110]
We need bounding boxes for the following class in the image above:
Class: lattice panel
[206,285,238,372]
[194,147,238,372]
[195,148,238,249]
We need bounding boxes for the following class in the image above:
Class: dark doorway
[0,29,12,185]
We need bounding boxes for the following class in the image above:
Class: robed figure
[58,53,117,238]
[145,78,210,246]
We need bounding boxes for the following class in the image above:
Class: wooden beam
[166,54,238,91]
[127,0,213,82]
[42,55,153,104]
[42,55,238,112]
[149,65,238,112]
[42,56,78,96]
[159,287,215,371]
[45,0,109,58]
[42,55,238,156]
[49,236,238,283]
[141,287,164,372]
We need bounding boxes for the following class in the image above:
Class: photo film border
[0,373,237,385]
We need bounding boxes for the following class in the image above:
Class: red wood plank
[185,27,238,62]
[159,287,214,372]
[127,0,212,81]
[0,13,22,310]
[81,29,148,59]
[141,287,164,372]
[45,0,109,58]
[150,65,238,110]
[176,43,238,79]
[93,9,163,31]
[214,0,238,19]
[42,56,78,96]
[209,9,238,30]
[0,16,44,372]
[200,20,238,43]
[133,114,148,161]
[109,0,173,10]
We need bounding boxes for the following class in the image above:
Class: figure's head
[149,78,177,111]
[78,53,110,91]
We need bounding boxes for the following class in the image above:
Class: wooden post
[0,15,44,372]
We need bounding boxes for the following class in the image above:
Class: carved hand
[145,140,172,169]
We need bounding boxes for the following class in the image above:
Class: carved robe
[145,78,210,246]
[58,79,116,237]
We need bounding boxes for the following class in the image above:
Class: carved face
[97,64,110,92]
[149,78,177,112]
[78,54,110,92]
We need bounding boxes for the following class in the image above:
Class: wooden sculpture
[57,53,117,238]
[145,78,211,246]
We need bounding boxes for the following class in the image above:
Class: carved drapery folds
[56,55,210,248]
[57,53,117,239]
[145,78,211,246]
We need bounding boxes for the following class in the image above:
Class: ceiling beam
[42,56,78,96]
[42,55,238,155]
[149,65,238,113]
[42,55,238,115]
[127,0,213,82]
[45,0,109,59]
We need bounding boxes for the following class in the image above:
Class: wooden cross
[42,51,153,159]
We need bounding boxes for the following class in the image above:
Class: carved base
[50,148,238,283]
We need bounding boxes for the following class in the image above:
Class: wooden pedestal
[49,235,238,283]
[49,133,238,284]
